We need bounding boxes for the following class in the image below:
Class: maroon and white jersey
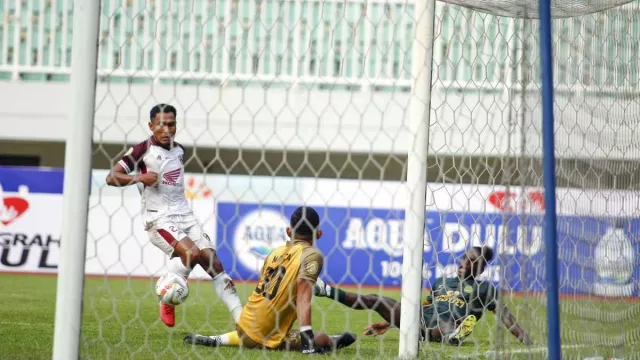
[118,136,192,224]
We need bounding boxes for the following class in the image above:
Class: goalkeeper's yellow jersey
[237,240,324,349]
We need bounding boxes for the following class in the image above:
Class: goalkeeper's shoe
[159,303,175,327]
[313,278,329,297]
[183,334,221,347]
[330,332,357,350]
[445,315,477,345]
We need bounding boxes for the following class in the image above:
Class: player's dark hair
[290,206,320,239]
[473,246,494,270]
[150,104,177,122]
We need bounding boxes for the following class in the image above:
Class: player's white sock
[212,272,243,323]
[215,333,231,346]
[168,256,192,278]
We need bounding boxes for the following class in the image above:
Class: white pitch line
[421,352,486,359]
[0,321,50,327]
[485,344,600,356]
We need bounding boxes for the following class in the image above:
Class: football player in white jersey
[106,104,243,327]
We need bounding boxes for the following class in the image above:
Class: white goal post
[52,1,101,359]
[399,0,437,357]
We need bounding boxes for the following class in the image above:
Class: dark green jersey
[423,277,497,323]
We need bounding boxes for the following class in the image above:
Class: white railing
[0,0,639,91]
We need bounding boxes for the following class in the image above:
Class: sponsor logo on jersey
[435,290,466,308]
[162,168,182,186]
[233,209,289,274]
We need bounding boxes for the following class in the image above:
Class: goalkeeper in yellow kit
[184,206,356,354]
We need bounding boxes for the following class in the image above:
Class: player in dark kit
[313,246,532,345]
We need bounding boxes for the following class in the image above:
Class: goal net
[12,0,636,358]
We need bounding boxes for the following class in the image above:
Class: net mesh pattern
[1,0,639,359]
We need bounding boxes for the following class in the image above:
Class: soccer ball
[155,273,189,305]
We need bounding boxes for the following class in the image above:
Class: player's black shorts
[423,311,451,327]
[420,309,455,341]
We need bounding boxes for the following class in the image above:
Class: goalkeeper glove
[300,328,316,354]
[300,328,328,354]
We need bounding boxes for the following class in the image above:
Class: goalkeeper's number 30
[255,265,286,300]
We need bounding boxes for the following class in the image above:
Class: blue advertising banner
[0,165,637,297]
[0,166,64,194]
[215,202,640,297]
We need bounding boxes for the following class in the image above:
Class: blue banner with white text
[215,202,640,296]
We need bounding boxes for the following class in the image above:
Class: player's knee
[429,328,443,342]
[184,247,201,267]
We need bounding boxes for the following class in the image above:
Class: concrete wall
[2,80,637,161]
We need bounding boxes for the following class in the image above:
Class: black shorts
[422,310,454,329]
[420,310,458,342]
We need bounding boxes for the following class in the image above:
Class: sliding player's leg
[443,315,477,345]
[184,328,356,352]
[422,310,476,345]
[279,329,357,352]
[186,326,273,349]
[423,311,448,342]
[314,278,401,327]
[183,330,242,348]
[185,330,356,353]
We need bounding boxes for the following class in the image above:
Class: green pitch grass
[0,273,637,359]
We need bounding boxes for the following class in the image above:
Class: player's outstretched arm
[498,304,532,345]
[315,279,402,328]
[106,162,157,187]
[297,278,320,353]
